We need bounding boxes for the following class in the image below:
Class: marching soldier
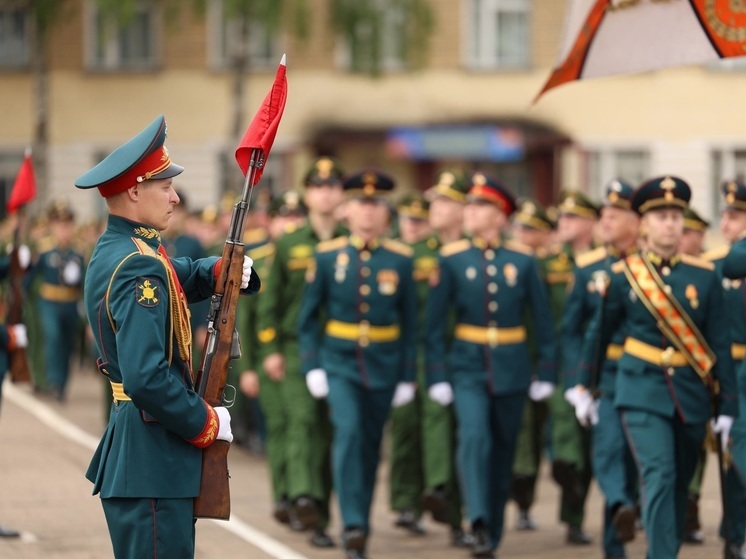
[680,205,710,544]
[548,190,600,545]
[27,199,85,402]
[705,181,746,559]
[257,157,347,548]
[509,198,558,531]
[425,172,556,559]
[580,176,737,559]
[388,191,431,536]
[75,115,259,558]
[297,170,417,559]
[563,179,640,559]
[235,189,307,527]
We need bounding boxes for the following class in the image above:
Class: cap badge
[661,176,676,201]
[316,158,334,179]
[473,173,487,186]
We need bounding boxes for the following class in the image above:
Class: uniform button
[486,265,497,276]
[485,249,495,260]
[488,301,498,312]
[663,285,672,294]
[488,283,498,294]
[360,285,371,296]
[359,337,370,348]
[662,266,671,277]
[361,267,371,277]
[360,251,371,261]
[360,303,370,313]
[359,320,370,329]
[488,321,497,328]
[667,367,675,377]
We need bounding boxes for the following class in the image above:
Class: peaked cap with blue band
[603,178,635,210]
[631,175,691,215]
[74,115,184,198]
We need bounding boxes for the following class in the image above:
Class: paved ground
[0,366,729,558]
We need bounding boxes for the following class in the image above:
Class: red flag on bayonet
[7,148,36,213]
[235,54,288,185]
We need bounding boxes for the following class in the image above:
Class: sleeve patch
[135,276,162,307]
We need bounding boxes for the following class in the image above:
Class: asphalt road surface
[0,367,727,558]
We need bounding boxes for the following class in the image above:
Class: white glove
[17,244,30,269]
[9,324,27,349]
[711,415,734,450]
[391,382,417,408]
[214,406,233,443]
[529,380,555,402]
[428,382,454,406]
[241,255,253,289]
[574,390,599,427]
[306,368,329,399]
[564,386,583,407]
[62,260,82,285]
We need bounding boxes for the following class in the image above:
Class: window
[586,148,650,199]
[86,0,159,71]
[0,7,30,69]
[466,0,531,70]
[710,148,746,215]
[0,152,24,220]
[208,0,280,71]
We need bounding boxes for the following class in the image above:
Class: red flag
[235,54,288,185]
[7,148,36,213]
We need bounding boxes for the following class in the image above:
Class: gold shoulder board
[702,245,729,262]
[248,243,275,261]
[382,238,414,257]
[504,240,533,256]
[244,228,268,245]
[681,253,715,271]
[440,239,471,257]
[317,237,348,253]
[575,247,608,269]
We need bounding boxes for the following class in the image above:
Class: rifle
[193,148,263,520]
[7,214,30,384]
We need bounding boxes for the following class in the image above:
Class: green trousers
[511,399,549,511]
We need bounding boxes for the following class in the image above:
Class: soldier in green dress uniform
[297,169,417,559]
[425,172,557,559]
[388,191,431,535]
[509,198,558,531]
[418,171,471,547]
[580,176,738,559]
[547,190,600,545]
[563,179,640,559]
[75,115,259,559]
[705,181,746,559]
[257,157,347,548]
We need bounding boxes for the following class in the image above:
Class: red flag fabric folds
[235,55,288,185]
[7,149,36,213]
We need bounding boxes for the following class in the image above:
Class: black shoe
[612,505,636,544]
[342,527,367,552]
[344,550,367,559]
[309,528,335,548]
[684,530,705,544]
[273,499,291,525]
[287,509,305,532]
[293,496,319,530]
[451,528,474,548]
[566,526,592,545]
[0,525,20,538]
[421,487,449,524]
[516,509,537,531]
[471,521,492,557]
[394,508,426,535]
[725,544,746,559]
[552,461,584,508]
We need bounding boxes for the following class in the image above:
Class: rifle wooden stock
[193,240,245,520]
[7,240,29,384]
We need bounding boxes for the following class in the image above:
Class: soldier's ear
[126,185,140,201]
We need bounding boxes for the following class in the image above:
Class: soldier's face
[600,206,639,245]
[135,178,180,231]
[642,208,683,253]
[678,229,705,256]
[346,198,390,236]
[304,183,344,217]
[428,197,464,232]
[398,215,431,244]
[512,224,547,250]
[464,201,505,237]
[720,208,746,244]
[556,214,595,243]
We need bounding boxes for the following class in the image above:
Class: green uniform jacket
[425,238,557,392]
[256,223,346,361]
[84,216,260,498]
[581,251,737,423]
[297,235,417,389]
[563,247,628,395]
